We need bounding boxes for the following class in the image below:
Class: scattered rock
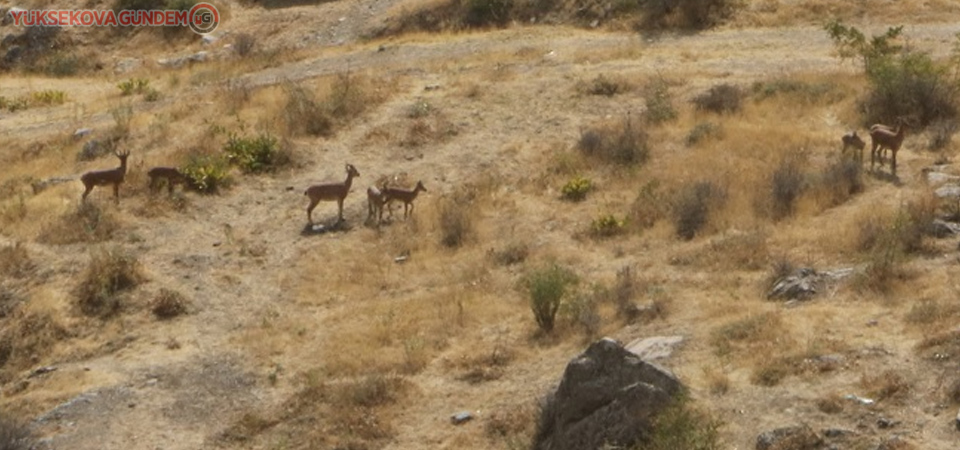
[755,424,823,450]
[424,84,441,91]
[843,394,875,406]
[29,366,57,378]
[935,184,960,199]
[767,267,854,301]
[876,417,898,429]
[822,428,855,439]
[113,57,141,74]
[930,219,960,238]
[202,34,219,45]
[925,170,960,185]
[73,128,93,140]
[532,338,683,450]
[158,51,210,68]
[625,335,685,361]
[451,411,472,425]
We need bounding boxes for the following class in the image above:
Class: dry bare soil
[4,0,960,449]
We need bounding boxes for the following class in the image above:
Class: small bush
[526,264,577,333]
[37,202,119,245]
[181,154,231,194]
[582,74,629,97]
[463,0,512,28]
[628,180,668,230]
[491,242,529,266]
[326,72,369,120]
[928,119,957,151]
[234,33,257,57]
[685,122,721,146]
[43,52,82,77]
[143,88,161,102]
[223,132,286,174]
[816,159,863,207]
[640,400,723,450]
[751,78,838,104]
[342,374,406,408]
[590,214,626,238]
[561,175,592,201]
[117,78,150,96]
[151,288,189,320]
[560,292,601,338]
[407,99,434,118]
[74,247,144,318]
[31,90,66,105]
[0,414,35,450]
[644,78,677,124]
[438,199,474,248]
[693,84,742,114]
[712,312,780,356]
[672,181,726,240]
[282,83,332,137]
[577,116,649,166]
[860,370,909,402]
[770,158,806,220]
[0,242,33,279]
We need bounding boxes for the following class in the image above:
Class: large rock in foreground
[533,337,684,450]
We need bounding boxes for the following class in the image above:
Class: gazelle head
[115,149,130,164]
[346,163,360,178]
[414,180,427,193]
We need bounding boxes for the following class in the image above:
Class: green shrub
[644,78,677,124]
[117,78,150,96]
[223,132,285,174]
[74,247,144,318]
[181,154,231,194]
[31,90,66,105]
[438,193,475,248]
[826,21,958,127]
[590,214,626,238]
[561,175,592,201]
[526,264,577,333]
[685,122,721,146]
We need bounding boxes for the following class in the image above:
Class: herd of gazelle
[80,158,427,225]
[841,119,908,175]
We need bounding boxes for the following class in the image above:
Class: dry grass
[73,247,144,318]
[0,242,33,280]
[0,309,71,384]
[860,370,910,403]
[150,288,190,320]
[36,203,121,245]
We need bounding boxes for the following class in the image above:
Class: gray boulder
[756,425,823,450]
[532,338,684,450]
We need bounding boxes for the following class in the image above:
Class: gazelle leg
[81,184,93,202]
[306,198,319,224]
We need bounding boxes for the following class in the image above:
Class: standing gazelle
[382,180,427,221]
[81,149,130,204]
[304,163,360,224]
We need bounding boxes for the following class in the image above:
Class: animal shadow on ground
[301,219,353,236]
[870,169,902,186]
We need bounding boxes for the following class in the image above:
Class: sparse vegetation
[0,242,33,279]
[672,181,726,240]
[180,153,231,194]
[151,288,190,320]
[580,74,630,97]
[74,247,144,318]
[685,122,722,146]
[578,115,649,166]
[117,78,150,96]
[234,33,257,57]
[438,190,476,248]
[38,203,120,245]
[590,213,626,238]
[636,397,723,450]
[526,263,578,333]
[769,156,806,220]
[644,77,677,124]
[282,82,332,137]
[693,84,743,114]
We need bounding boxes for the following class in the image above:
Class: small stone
[451,411,472,425]
[877,417,898,429]
[73,128,93,139]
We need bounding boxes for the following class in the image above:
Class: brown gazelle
[869,122,907,175]
[80,149,130,204]
[382,180,427,221]
[147,167,189,194]
[304,163,360,224]
[841,131,866,164]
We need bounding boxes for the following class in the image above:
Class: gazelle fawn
[304,163,360,224]
[841,131,866,164]
[148,167,189,194]
[81,149,130,204]
[382,180,427,221]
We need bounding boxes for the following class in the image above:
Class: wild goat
[80,149,130,204]
[870,123,907,175]
[147,167,189,194]
[304,163,360,224]
[841,131,866,164]
[382,180,427,221]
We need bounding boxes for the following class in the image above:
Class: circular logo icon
[188,3,219,34]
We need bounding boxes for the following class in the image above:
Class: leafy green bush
[223,132,285,174]
[590,214,626,238]
[181,154,231,194]
[31,90,66,105]
[526,264,577,333]
[826,21,958,127]
[561,175,592,201]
